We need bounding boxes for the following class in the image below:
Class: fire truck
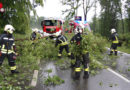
[41,19,63,37]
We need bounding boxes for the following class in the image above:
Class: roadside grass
[118,46,130,54]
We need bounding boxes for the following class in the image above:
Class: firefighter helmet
[111,28,116,34]
[4,24,15,34]
[75,27,82,34]
[33,28,38,32]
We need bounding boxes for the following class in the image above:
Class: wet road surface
[105,48,130,80]
[33,60,130,90]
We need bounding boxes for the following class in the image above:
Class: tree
[125,0,130,32]
[99,0,122,36]
[93,0,98,33]
[61,0,81,20]
[30,16,45,29]
[0,0,44,34]
[82,0,94,21]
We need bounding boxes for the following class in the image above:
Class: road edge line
[97,59,130,83]
[107,68,130,83]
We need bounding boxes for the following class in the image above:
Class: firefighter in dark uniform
[109,28,119,55]
[55,33,71,58]
[70,27,89,79]
[0,24,19,74]
[30,29,37,41]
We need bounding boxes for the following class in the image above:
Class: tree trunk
[84,14,87,21]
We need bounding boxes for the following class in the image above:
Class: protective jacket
[0,34,16,54]
[110,32,119,44]
[31,32,36,40]
[70,33,82,45]
[55,35,68,47]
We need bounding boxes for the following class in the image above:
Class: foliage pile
[0,31,108,89]
[0,34,47,90]
[44,75,64,86]
[44,69,64,86]
[70,31,107,75]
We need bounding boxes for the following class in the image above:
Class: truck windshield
[44,20,57,26]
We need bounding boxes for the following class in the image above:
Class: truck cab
[41,19,63,37]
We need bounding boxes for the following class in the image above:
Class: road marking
[30,60,40,87]
[30,70,39,87]
[107,68,130,83]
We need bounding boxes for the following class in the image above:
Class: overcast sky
[30,0,101,22]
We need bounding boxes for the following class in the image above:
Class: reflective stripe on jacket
[55,35,68,46]
[0,34,15,54]
[110,33,119,44]
[112,36,119,44]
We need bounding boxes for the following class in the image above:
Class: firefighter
[55,32,71,58]
[109,28,119,55]
[70,27,89,79]
[30,28,38,41]
[0,24,19,74]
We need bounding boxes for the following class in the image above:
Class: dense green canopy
[0,0,43,34]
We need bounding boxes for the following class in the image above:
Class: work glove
[15,52,19,56]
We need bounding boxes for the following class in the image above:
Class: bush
[119,33,130,47]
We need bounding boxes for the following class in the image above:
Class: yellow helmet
[4,24,15,34]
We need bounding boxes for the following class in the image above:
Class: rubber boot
[74,72,80,80]
[68,55,71,59]
[109,51,113,55]
[11,70,19,74]
[115,51,117,56]
[83,71,89,79]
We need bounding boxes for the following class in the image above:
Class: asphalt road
[105,48,130,80]
[32,48,130,90]
[33,61,130,90]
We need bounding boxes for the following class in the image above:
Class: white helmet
[75,27,82,34]
[111,28,116,34]
[33,28,38,32]
[4,24,15,34]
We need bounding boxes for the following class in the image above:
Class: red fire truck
[41,19,63,37]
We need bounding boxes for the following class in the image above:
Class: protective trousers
[110,43,118,55]
[75,52,89,79]
[0,53,16,72]
[58,45,71,57]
